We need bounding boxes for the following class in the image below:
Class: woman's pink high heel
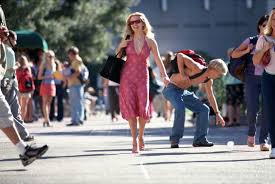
[139,138,145,151]
[132,143,139,153]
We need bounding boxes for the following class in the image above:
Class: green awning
[15,30,48,51]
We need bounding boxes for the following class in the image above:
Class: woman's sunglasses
[47,55,54,58]
[128,19,142,26]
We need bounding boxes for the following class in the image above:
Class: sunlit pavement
[0,114,274,184]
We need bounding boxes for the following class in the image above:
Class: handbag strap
[115,35,130,58]
[115,48,125,58]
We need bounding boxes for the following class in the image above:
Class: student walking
[253,9,275,159]
[116,12,169,153]
[232,15,269,151]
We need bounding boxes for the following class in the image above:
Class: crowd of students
[1,6,275,169]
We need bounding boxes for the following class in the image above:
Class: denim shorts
[0,81,14,128]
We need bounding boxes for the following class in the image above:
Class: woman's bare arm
[148,38,170,86]
[231,43,253,58]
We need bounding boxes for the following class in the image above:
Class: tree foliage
[0,0,134,63]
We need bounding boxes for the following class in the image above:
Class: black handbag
[100,50,125,84]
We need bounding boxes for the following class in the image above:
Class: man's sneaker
[171,141,179,148]
[270,148,275,159]
[193,139,214,147]
[23,135,34,142]
[19,145,49,167]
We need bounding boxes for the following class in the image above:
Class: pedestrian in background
[162,52,174,122]
[65,46,85,126]
[50,59,65,122]
[16,55,35,122]
[104,78,120,122]
[31,49,44,121]
[38,50,56,127]
[224,48,243,127]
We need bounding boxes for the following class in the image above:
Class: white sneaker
[270,148,275,159]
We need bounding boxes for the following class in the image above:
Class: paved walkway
[0,115,274,184]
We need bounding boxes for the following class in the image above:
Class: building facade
[131,0,270,59]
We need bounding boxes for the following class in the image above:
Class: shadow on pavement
[135,158,269,166]
[0,169,27,172]
[83,146,195,153]
[33,126,257,146]
[0,153,117,164]
[40,153,118,160]
[140,150,256,157]
[84,148,131,152]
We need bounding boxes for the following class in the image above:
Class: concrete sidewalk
[0,115,274,184]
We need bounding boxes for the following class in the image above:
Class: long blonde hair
[44,50,56,71]
[123,12,154,39]
[264,9,275,36]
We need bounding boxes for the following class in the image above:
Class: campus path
[0,114,274,184]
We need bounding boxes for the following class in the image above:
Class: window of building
[161,0,168,12]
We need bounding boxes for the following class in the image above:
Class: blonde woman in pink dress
[116,12,170,153]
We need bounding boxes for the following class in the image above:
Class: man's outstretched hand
[216,113,225,127]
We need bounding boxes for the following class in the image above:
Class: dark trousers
[50,84,64,121]
[108,86,120,119]
[245,74,268,144]
[262,71,275,148]
[33,93,43,119]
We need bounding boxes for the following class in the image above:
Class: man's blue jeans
[162,83,210,144]
[69,84,84,124]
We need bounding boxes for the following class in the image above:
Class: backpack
[168,49,206,77]
[228,36,258,82]
[178,50,207,66]
[78,64,89,85]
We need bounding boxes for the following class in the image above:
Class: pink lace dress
[119,39,151,120]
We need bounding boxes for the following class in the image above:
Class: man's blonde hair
[208,58,228,76]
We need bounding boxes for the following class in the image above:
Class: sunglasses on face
[128,19,142,26]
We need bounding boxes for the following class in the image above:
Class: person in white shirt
[253,9,275,159]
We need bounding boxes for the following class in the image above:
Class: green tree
[0,0,134,63]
